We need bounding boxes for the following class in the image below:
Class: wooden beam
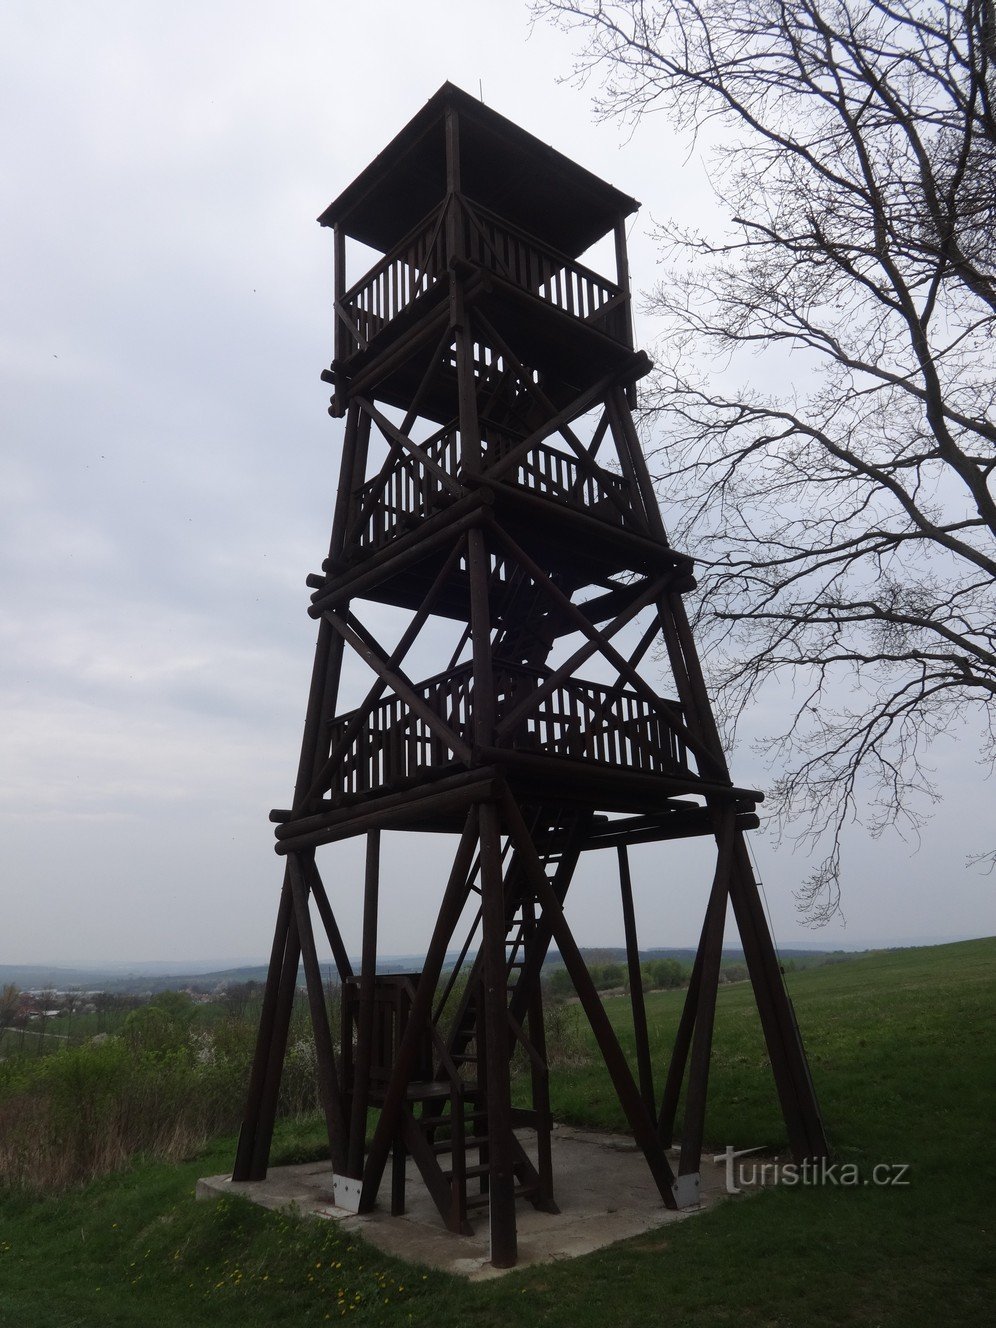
[357,396,464,497]
[301,536,467,806]
[310,498,486,616]
[233,874,297,1181]
[322,610,473,766]
[486,523,711,764]
[478,801,517,1268]
[678,812,735,1177]
[287,853,348,1173]
[346,830,380,1177]
[618,846,655,1116]
[304,858,353,982]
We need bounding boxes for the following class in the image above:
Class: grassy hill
[0,937,991,1327]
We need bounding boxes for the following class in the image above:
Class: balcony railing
[461,202,628,342]
[326,662,686,799]
[335,205,448,360]
[334,199,630,361]
[349,426,461,553]
[351,432,632,555]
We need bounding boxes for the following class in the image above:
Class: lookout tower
[233,83,828,1267]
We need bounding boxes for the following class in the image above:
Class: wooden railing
[328,666,474,799]
[461,202,628,342]
[352,427,461,553]
[485,433,630,523]
[326,662,685,798]
[335,198,630,362]
[352,433,632,554]
[336,205,447,359]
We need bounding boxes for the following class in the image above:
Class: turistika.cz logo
[715,1146,911,1194]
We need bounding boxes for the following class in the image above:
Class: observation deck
[319,83,641,420]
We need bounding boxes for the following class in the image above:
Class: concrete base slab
[197,1125,733,1280]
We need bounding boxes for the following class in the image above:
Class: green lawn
[1,939,992,1327]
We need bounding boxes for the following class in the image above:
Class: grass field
[0,938,992,1327]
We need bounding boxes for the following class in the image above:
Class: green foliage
[0,992,324,1192]
[641,957,687,989]
[122,991,196,1056]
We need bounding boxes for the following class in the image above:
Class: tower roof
[319,82,639,259]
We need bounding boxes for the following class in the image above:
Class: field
[0,938,992,1327]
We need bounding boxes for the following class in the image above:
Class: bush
[0,993,324,1193]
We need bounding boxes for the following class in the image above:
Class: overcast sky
[1,1,992,967]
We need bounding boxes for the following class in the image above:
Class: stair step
[465,1182,538,1210]
[431,1134,490,1155]
[418,1108,487,1128]
[446,1163,491,1181]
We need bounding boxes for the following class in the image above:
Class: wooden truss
[234,84,828,1269]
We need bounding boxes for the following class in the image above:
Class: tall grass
[0,991,326,1192]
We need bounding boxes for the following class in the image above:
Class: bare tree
[535,0,996,919]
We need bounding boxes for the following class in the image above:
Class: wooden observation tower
[233,83,828,1267]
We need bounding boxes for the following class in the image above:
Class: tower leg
[618,845,655,1115]
[677,811,735,1178]
[728,840,830,1161]
[233,873,301,1181]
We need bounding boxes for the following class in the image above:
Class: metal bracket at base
[332,1174,363,1213]
[672,1172,701,1209]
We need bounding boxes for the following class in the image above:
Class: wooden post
[233,873,298,1181]
[346,830,380,1176]
[500,789,678,1208]
[478,800,517,1268]
[618,846,655,1115]
[678,812,735,1177]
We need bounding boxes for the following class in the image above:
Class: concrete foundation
[197,1125,734,1280]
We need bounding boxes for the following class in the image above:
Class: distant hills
[0,943,878,995]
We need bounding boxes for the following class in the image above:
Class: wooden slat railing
[336,204,447,359]
[353,433,631,554]
[354,427,461,553]
[335,199,630,362]
[325,662,685,797]
[461,202,628,342]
